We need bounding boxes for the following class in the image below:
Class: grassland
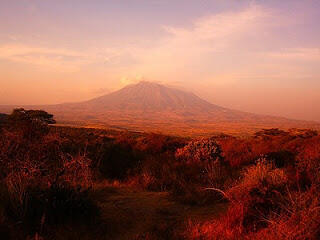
[1,109,320,239]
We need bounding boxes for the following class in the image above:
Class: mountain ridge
[0,81,319,136]
[77,81,223,113]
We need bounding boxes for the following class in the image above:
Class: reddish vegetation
[0,109,320,239]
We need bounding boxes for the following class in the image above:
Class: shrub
[185,187,320,240]
[251,186,320,240]
[0,183,99,237]
[295,137,320,185]
[265,150,295,168]
[136,139,229,204]
[60,155,93,188]
[176,138,229,190]
[175,138,222,163]
[135,133,187,155]
[189,158,290,239]
[227,158,288,229]
[218,138,256,167]
[138,155,174,191]
[0,113,100,239]
[97,142,140,180]
[184,204,244,240]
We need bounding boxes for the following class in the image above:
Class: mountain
[1,81,319,136]
[47,81,257,122]
[84,81,216,112]
[66,81,232,117]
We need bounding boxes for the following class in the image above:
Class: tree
[9,108,56,124]
[8,108,56,139]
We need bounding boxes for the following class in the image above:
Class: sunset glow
[1,2,320,239]
[1,0,320,121]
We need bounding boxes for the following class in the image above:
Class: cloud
[127,4,320,87]
[0,43,140,73]
[120,75,145,86]
[1,3,318,87]
[127,4,271,82]
[8,35,19,41]
[103,50,137,68]
[164,4,268,55]
[0,44,90,72]
[163,4,267,43]
[267,48,320,61]
[0,4,271,76]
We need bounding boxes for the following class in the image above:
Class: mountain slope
[85,81,216,112]
[59,81,255,121]
[1,81,319,136]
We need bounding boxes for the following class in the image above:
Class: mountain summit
[83,81,221,113]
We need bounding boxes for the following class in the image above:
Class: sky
[0,0,320,121]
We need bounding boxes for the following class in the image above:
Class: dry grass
[1,110,320,239]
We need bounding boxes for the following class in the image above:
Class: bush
[97,142,141,180]
[295,136,320,185]
[184,204,244,240]
[0,183,99,237]
[138,139,228,204]
[218,137,256,167]
[138,155,174,191]
[175,138,222,163]
[0,112,100,239]
[186,158,289,239]
[251,186,320,240]
[135,133,187,154]
[227,158,288,230]
[60,155,93,188]
[265,150,295,168]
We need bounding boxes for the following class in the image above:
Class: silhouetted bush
[0,113,8,128]
[97,142,141,180]
[0,110,101,239]
[265,150,295,168]
[135,133,187,154]
[0,183,99,237]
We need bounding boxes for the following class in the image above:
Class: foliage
[0,110,99,239]
[175,138,222,163]
[1,109,320,239]
[0,183,98,236]
[9,108,55,124]
[7,108,56,139]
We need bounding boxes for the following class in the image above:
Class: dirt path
[92,186,227,240]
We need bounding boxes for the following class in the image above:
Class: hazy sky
[1,0,320,121]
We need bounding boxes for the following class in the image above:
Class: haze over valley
[1,81,319,136]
